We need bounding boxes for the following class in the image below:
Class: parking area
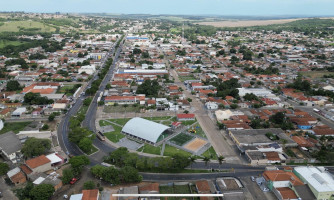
[240,176,276,200]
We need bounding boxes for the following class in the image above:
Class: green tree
[0,162,9,175]
[61,168,74,184]
[6,80,21,91]
[15,181,34,200]
[21,138,51,158]
[69,155,90,175]
[189,156,196,169]
[90,165,106,178]
[103,166,120,184]
[203,156,210,167]
[83,181,96,190]
[136,79,161,97]
[218,156,225,169]
[48,114,55,121]
[30,184,55,200]
[119,166,142,183]
[79,138,93,153]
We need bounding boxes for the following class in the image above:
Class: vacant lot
[300,71,334,79]
[0,21,56,32]
[163,144,192,157]
[0,121,32,134]
[0,40,27,48]
[170,133,194,146]
[197,18,302,27]
[137,144,161,155]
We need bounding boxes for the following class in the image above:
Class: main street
[56,39,120,158]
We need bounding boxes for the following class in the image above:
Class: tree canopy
[136,79,161,97]
[21,138,51,158]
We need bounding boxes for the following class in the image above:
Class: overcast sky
[2,0,334,16]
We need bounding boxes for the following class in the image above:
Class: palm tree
[218,156,225,170]
[203,156,210,168]
[189,156,196,169]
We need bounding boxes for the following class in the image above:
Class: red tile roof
[177,114,195,119]
[82,189,99,200]
[25,155,51,169]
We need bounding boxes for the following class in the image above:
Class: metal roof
[122,117,170,143]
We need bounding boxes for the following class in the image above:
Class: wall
[32,163,52,174]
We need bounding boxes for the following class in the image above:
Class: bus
[96,131,106,141]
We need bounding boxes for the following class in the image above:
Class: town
[0,11,334,200]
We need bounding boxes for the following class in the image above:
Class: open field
[103,125,124,143]
[0,21,56,32]
[163,144,192,157]
[137,144,161,155]
[170,133,194,146]
[0,40,27,48]
[300,71,334,79]
[197,18,304,27]
[0,121,32,134]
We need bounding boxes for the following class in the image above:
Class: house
[205,102,218,110]
[195,180,216,198]
[70,189,100,200]
[31,172,63,191]
[0,131,22,162]
[139,183,159,200]
[119,186,138,200]
[7,167,26,185]
[78,65,96,75]
[11,107,27,117]
[25,155,52,174]
[0,108,11,118]
[177,113,195,121]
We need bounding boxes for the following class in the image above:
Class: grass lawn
[170,133,194,146]
[0,21,56,32]
[103,105,141,113]
[173,185,191,194]
[143,116,173,121]
[107,118,131,126]
[137,144,161,155]
[99,120,113,127]
[179,75,197,82]
[181,120,197,126]
[103,125,124,143]
[0,40,27,48]
[187,122,207,138]
[0,121,32,134]
[87,145,99,155]
[163,144,192,157]
[159,185,174,194]
[56,85,79,96]
[77,105,89,116]
[201,146,218,160]
[300,71,334,79]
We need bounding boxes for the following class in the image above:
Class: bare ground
[196,19,303,27]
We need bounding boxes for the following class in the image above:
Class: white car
[251,176,255,182]
[263,187,269,192]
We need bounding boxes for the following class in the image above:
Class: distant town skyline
[1,0,334,16]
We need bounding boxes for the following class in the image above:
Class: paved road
[170,69,241,162]
[57,40,119,158]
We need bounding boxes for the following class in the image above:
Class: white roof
[122,117,170,143]
[70,194,83,200]
[7,167,21,178]
[46,153,62,164]
[294,166,334,193]
[33,177,45,185]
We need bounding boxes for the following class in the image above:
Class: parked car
[251,176,255,182]
[70,178,79,185]
[263,187,269,192]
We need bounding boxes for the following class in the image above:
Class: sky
[1,0,334,16]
